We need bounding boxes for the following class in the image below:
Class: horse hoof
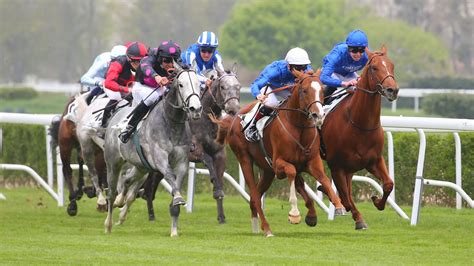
[288,214,301,224]
[217,216,226,224]
[355,221,368,230]
[371,195,385,211]
[67,202,78,216]
[96,204,107,212]
[335,208,347,216]
[172,196,186,206]
[83,186,96,198]
[149,215,155,222]
[305,216,317,227]
[264,232,274,238]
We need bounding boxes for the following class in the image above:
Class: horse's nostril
[189,106,195,112]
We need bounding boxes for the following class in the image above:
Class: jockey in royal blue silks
[80,45,127,105]
[321,29,369,104]
[181,31,225,89]
[246,47,313,141]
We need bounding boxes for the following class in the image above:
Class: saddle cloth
[239,104,270,140]
[322,89,351,115]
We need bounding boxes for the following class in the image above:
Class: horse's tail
[48,115,62,149]
[208,113,233,145]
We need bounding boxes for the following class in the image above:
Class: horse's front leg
[294,174,317,227]
[366,157,393,211]
[117,175,145,225]
[306,157,346,216]
[274,158,300,225]
[202,151,226,224]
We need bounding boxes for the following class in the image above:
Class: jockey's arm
[104,61,130,94]
[80,59,107,88]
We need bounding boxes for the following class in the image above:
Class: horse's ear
[365,47,373,58]
[173,60,183,72]
[315,68,322,78]
[216,64,225,77]
[291,68,303,79]
[381,44,387,55]
[231,62,238,74]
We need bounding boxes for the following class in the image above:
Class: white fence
[0,112,473,226]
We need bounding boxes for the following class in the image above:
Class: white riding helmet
[110,45,127,59]
[285,47,311,65]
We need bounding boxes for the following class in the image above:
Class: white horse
[104,63,202,237]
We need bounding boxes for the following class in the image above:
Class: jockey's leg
[101,99,117,128]
[246,105,273,142]
[86,86,103,105]
[323,86,337,104]
[118,101,150,143]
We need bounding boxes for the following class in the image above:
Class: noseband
[357,53,397,96]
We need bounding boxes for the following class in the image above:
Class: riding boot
[85,86,103,105]
[246,106,272,142]
[118,101,150,143]
[323,86,338,105]
[97,99,117,138]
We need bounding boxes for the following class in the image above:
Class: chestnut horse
[320,45,399,230]
[54,96,107,216]
[213,69,344,237]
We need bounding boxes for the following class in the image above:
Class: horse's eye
[179,83,183,88]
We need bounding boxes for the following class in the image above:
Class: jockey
[181,31,224,89]
[118,40,183,143]
[100,41,147,134]
[321,29,369,104]
[80,45,127,105]
[246,47,313,141]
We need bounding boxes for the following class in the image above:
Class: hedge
[0,87,38,100]
[1,123,473,207]
[423,93,474,119]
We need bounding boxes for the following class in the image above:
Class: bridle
[202,72,240,112]
[356,52,397,97]
[168,68,200,111]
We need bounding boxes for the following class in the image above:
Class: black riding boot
[86,86,103,105]
[323,86,338,105]
[119,101,150,143]
[246,106,272,142]
[101,100,117,128]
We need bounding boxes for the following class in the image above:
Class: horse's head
[171,62,202,119]
[362,45,399,101]
[291,68,325,127]
[213,65,241,115]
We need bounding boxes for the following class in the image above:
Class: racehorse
[143,66,241,224]
[103,63,202,236]
[52,96,106,216]
[320,45,399,230]
[212,69,344,237]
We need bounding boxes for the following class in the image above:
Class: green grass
[0,92,69,114]
[1,188,473,265]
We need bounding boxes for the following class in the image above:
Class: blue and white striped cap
[197,31,219,48]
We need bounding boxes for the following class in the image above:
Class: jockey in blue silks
[246,47,313,141]
[321,29,369,104]
[181,31,225,89]
[80,45,127,105]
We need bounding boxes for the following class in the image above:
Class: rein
[165,69,200,123]
[202,72,239,113]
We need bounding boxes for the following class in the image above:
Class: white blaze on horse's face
[177,71,202,119]
[311,81,325,126]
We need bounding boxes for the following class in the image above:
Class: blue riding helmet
[197,31,219,48]
[346,29,368,47]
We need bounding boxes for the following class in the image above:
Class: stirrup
[245,126,260,142]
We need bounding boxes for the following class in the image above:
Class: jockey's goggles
[127,56,141,63]
[161,57,173,63]
[200,47,215,54]
[348,46,366,54]
[291,64,307,71]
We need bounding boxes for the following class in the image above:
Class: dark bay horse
[53,96,106,216]
[321,45,399,230]
[213,69,344,237]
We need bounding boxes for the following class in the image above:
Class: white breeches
[132,82,165,106]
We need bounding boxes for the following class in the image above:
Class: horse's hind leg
[145,172,163,221]
[76,151,84,200]
[367,157,393,211]
[82,142,106,212]
[59,141,78,216]
[294,174,317,227]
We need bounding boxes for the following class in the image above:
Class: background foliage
[423,94,474,119]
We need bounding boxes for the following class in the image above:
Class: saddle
[239,104,277,142]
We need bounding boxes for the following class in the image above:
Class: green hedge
[406,76,474,89]
[0,87,38,100]
[1,123,473,207]
[423,94,474,119]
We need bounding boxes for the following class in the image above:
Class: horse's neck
[285,93,311,126]
[350,74,382,128]
[164,90,187,122]
[202,88,221,115]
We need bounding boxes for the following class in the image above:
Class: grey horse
[142,66,241,224]
[104,63,202,236]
